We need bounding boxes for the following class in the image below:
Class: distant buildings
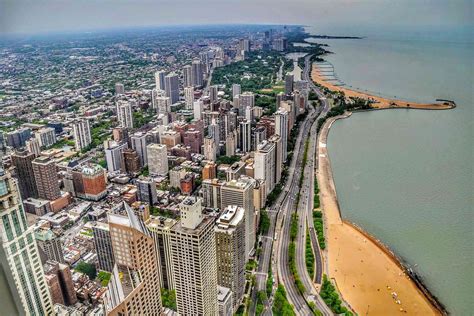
[191,59,204,87]
[155,70,166,91]
[71,119,92,152]
[285,73,294,95]
[35,127,57,148]
[35,228,64,264]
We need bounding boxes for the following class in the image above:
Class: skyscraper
[232,84,241,98]
[239,120,251,153]
[35,127,57,148]
[92,221,115,272]
[146,143,168,176]
[201,178,225,209]
[165,73,180,104]
[285,73,294,95]
[11,149,38,199]
[35,228,64,264]
[221,177,256,258]
[209,85,219,103]
[146,216,177,290]
[239,91,255,108]
[215,205,246,311]
[130,132,148,167]
[105,203,163,315]
[136,178,158,205]
[116,100,134,129]
[155,96,171,115]
[25,138,41,156]
[274,108,289,162]
[0,168,53,315]
[254,140,276,195]
[32,156,60,201]
[184,86,194,110]
[204,136,217,161]
[183,65,193,87]
[191,59,203,87]
[170,197,217,315]
[71,118,92,152]
[155,70,166,91]
[105,141,127,173]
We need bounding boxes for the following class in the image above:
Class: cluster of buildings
[0,25,308,315]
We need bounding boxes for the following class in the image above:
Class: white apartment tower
[254,140,276,196]
[221,177,255,258]
[0,168,53,315]
[72,118,92,152]
[204,136,217,162]
[274,108,289,162]
[215,205,246,311]
[116,100,134,129]
[184,86,194,110]
[147,143,168,176]
[170,197,217,315]
[183,65,193,88]
[232,84,241,98]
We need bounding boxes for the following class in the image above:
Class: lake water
[306,31,473,314]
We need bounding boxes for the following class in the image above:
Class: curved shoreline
[312,63,456,110]
[317,114,444,315]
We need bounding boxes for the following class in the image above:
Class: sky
[0,0,472,35]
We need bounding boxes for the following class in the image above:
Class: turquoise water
[307,33,473,314]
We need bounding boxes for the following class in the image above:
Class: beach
[311,64,454,110]
[316,115,441,315]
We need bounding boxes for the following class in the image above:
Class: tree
[75,261,97,280]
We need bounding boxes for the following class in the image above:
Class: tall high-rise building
[215,205,246,311]
[221,177,256,257]
[6,128,32,149]
[285,73,294,95]
[254,140,276,195]
[183,129,203,154]
[25,138,41,156]
[165,73,180,104]
[184,86,194,110]
[225,131,237,156]
[155,96,171,115]
[170,197,217,315]
[105,203,163,315]
[147,143,168,176]
[35,228,64,264]
[92,222,115,272]
[274,108,289,162]
[130,132,148,167]
[44,261,77,306]
[11,149,38,199]
[35,127,57,148]
[71,119,92,152]
[201,178,225,209]
[209,85,219,103]
[116,100,134,129]
[183,65,193,88]
[191,59,203,87]
[0,168,53,315]
[32,156,60,201]
[105,141,127,173]
[269,134,283,185]
[155,70,166,91]
[115,82,125,95]
[122,149,141,174]
[239,92,255,108]
[204,136,217,161]
[193,100,203,120]
[136,178,158,206]
[146,217,177,290]
[238,120,251,153]
[232,84,241,99]
[239,38,251,52]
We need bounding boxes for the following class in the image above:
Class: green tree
[75,261,97,280]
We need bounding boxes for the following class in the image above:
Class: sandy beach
[311,64,454,110]
[316,115,441,315]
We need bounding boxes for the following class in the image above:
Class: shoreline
[311,63,456,110]
[316,114,444,315]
